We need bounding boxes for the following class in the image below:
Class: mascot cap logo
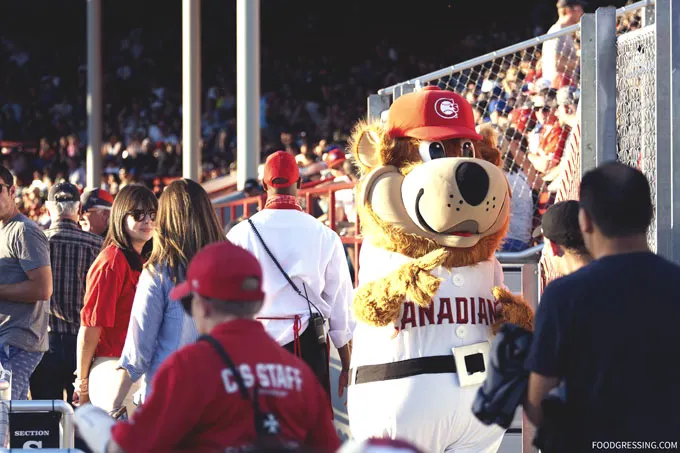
[387,86,483,142]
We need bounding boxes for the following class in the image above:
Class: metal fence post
[595,7,618,165]
[393,82,416,101]
[367,94,391,122]
[580,12,597,175]
[655,0,676,260]
[670,0,680,263]
[520,261,540,453]
[642,2,655,26]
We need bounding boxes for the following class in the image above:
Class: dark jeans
[29,332,77,404]
[283,325,331,397]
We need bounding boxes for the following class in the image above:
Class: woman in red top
[74,184,157,416]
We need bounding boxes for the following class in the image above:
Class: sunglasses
[128,209,157,222]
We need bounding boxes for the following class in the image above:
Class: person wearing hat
[0,164,52,400]
[535,200,592,275]
[540,0,585,87]
[29,182,104,404]
[227,150,354,401]
[80,188,114,238]
[75,241,341,453]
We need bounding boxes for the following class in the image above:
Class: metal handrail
[7,400,75,449]
[497,244,544,265]
[377,0,655,95]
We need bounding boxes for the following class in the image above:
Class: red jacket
[111,319,341,453]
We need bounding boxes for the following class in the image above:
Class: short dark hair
[0,165,14,187]
[208,298,264,318]
[580,161,653,237]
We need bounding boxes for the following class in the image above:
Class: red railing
[213,181,362,285]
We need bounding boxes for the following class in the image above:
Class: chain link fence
[615,25,657,251]
[375,3,647,253]
[407,35,582,250]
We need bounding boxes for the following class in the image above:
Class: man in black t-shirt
[525,162,680,450]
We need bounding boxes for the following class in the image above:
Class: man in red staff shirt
[75,241,341,453]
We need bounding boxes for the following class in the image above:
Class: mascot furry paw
[346,87,534,453]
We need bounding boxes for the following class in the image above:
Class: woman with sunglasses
[75,184,157,416]
[108,179,224,409]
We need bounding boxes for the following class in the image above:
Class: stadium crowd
[0,0,642,255]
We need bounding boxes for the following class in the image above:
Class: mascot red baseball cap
[170,241,265,303]
[387,86,483,142]
[264,150,300,188]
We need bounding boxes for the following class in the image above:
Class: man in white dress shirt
[227,151,354,399]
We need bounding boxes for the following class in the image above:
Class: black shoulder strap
[247,218,304,298]
[199,335,249,400]
[247,219,315,318]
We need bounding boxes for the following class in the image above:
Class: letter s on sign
[24,440,42,448]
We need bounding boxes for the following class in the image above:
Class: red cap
[170,241,265,303]
[386,86,483,141]
[263,151,300,188]
[323,148,346,169]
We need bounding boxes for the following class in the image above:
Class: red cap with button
[386,86,483,142]
[170,241,265,303]
[263,150,300,188]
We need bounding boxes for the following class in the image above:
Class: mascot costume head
[349,86,534,331]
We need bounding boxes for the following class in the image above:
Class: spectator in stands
[226,151,354,399]
[534,200,592,275]
[540,0,584,87]
[79,188,114,238]
[76,241,341,453]
[528,88,568,174]
[30,182,103,404]
[111,179,225,408]
[0,164,52,400]
[75,184,157,416]
[525,162,680,449]
[501,145,534,252]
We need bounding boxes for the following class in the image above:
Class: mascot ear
[351,126,384,170]
[476,124,502,168]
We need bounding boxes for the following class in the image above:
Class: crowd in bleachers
[0,0,643,250]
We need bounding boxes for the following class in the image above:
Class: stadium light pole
[236,0,260,190]
[86,0,102,189]
[182,0,201,182]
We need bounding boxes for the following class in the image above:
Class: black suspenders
[199,335,282,444]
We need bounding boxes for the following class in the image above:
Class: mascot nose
[455,162,489,206]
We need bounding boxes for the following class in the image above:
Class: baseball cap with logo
[48,182,81,203]
[263,150,300,188]
[80,188,114,212]
[386,86,483,142]
[533,200,585,249]
[170,241,265,303]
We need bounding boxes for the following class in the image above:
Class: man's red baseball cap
[386,86,483,142]
[170,241,265,303]
[263,150,300,188]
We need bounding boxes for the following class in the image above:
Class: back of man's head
[0,164,13,186]
[536,200,587,254]
[579,161,652,238]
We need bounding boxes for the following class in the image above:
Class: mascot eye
[418,141,446,162]
[461,141,475,158]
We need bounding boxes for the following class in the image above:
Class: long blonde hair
[146,178,224,282]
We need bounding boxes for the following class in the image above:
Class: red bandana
[264,194,303,211]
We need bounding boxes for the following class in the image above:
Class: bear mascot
[345,86,534,453]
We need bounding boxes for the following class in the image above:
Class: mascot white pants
[347,243,506,453]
